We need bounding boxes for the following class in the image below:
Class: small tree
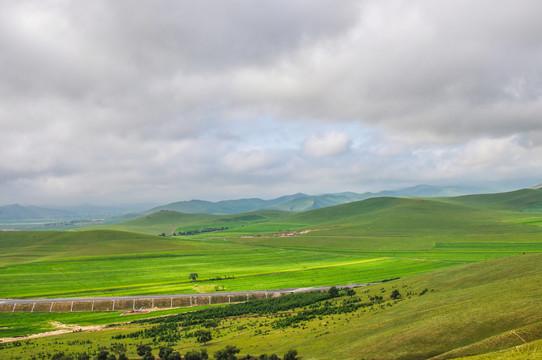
[167,352,182,360]
[111,344,127,356]
[142,350,155,360]
[52,353,73,360]
[189,273,199,282]
[390,289,401,300]
[118,355,128,360]
[137,345,153,357]
[346,288,356,297]
[284,349,298,360]
[96,350,110,360]
[195,329,212,344]
[214,345,240,360]
[185,349,208,360]
[328,286,339,298]
[159,346,173,360]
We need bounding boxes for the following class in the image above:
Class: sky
[1,0,542,206]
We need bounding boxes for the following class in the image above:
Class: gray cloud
[1,0,541,205]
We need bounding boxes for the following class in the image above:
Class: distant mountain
[0,203,151,222]
[148,185,485,215]
[0,204,76,221]
[0,185,490,222]
[375,184,483,198]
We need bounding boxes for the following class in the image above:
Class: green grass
[1,254,541,359]
[0,304,224,339]
[2,196,542,299]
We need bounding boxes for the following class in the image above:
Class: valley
[1,188,542,359]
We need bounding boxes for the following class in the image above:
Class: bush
[390,289,401,300]
[214,345,240,360]
[284,349,298,360]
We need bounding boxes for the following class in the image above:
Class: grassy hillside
[1,254,540,359]
[2,195,541,298]
[100,194,542,238]
[0,230,185,266]
[447,188,542,212]
[92,209,291,236]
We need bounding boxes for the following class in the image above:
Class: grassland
[2,193,542,300]
[1,254,540,359]
[1,190,542,358]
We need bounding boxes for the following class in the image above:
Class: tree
[167,352,182,360]
[390,289,401,300]
[142,350,155,360]
[345,288,356,297]
[111,344,127,356]
[137,345,153,357]
[77,353,90,360]
[284,349,298,360]
[96,350,110,360]
[268,355,279,360]
[52,353,74,360]
[214,345,240,360]
[118,355,128,360]
[106,355,117,360]
[195,329,212,344]
[185,349,208,360]
[189,273,199,282]
[328,286,339,298]
[159,346,173,360]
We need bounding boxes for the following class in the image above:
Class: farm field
[1,253,541,359]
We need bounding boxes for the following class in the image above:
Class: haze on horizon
[2,0,542,206]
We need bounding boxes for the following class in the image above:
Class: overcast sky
[2,0,542,206]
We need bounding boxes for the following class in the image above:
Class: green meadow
[2,192,542,299]
[1,189,542,358]
[1,254,541,359]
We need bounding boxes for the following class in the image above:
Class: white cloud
[304,131,350,157]
[1,0,542,205]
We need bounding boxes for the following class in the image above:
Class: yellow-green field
[1,190,542,359]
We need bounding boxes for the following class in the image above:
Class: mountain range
[145,184,484,214]
[0,184,491,222]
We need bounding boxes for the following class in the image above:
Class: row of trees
[50,346,298,360]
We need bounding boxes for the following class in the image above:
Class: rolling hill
[446,188,542,213]
[144,185,484,215]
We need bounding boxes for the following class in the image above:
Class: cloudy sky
[2,0,542,206]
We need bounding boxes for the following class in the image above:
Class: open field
[1,253,541,359]
[2,193,542,300]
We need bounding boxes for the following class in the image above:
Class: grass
[1,254,541,359]
[1,190,541,359]
[0,304,224,339]
[2,196,542,299]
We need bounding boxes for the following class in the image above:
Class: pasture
[2,195,542,300]
[1,254,541,359]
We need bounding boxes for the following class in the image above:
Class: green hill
[95,209,291,235]
[446,188,542,213]
[0,230,185,266]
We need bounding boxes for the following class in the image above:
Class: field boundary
[0,284,374,313]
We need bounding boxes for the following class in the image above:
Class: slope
[1,254,540,360]
[446,188,542,213]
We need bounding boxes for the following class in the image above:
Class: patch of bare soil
[120,309,152,316]
[0,321,105,343]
